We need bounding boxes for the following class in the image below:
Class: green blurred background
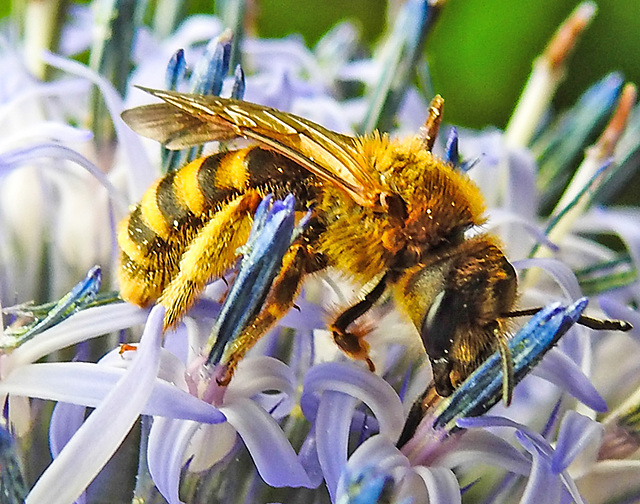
[257,0,639,129]
[6,0,640,129]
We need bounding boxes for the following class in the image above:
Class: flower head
[1,2,639,504]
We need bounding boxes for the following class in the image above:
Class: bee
[119,88,630,399]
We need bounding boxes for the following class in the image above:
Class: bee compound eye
[380,192,408,221]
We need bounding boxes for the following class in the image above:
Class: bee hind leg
[159,191,262,329]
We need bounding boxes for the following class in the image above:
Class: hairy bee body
[118,147,319,306]
[119,89,519,396]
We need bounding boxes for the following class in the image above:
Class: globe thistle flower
[0,2,639,504]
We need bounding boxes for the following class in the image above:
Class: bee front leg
[217,243,317,385]
[329,272,391,372]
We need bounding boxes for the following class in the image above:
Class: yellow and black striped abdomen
[118,147,320,309]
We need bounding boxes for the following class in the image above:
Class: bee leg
[397,383,440,448]
[329,272,390,372]
[218,243,316,385]
[158,191,262,329]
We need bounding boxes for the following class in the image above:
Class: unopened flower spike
[215,0,248,71]
[1,266,102,349]
[530,159,611,260]
[505,1,597,148]
[555,83,636,214]
[594,100,640,204]
[191,29,233,97]
[205,194,298,371]
[590,83,640,203]
[165,49,187,93]
[443,126,459,167]
[161,48,188,172]
[360,0,443,134]
[188,30,233,163]
[163,31,234,171]
[89,0,139,146]
[527,84,637,287]
[534,73,624,201]
[231,64,246,99]
[0,425,28,504]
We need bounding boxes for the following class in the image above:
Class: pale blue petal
[344,436,410,475]
[413,466,461,504]
[25,305,164,504]
[0,362,225,423]
[10,303,148,368]
[551,411,603,473]
[41,52,156,199]
[517,432,562,504]
[298,424,325,488]
[49,402,85,457]
[487,209,558,252]
[533,349,607,412]
[316,391,357,501]
[512,258,583,300]
[225,357,295,403]
[506,146,538,222]
[430,428,530,477]
[0,121,92,147]
[0,143,127,211]
[301,363,404,441]
[148,418,200,504]
[598,296,640,341]
[221,397,314,488]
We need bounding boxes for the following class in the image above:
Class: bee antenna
[502,307,633,332]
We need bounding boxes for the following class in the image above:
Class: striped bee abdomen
[118,147,320,308]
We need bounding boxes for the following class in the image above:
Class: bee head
[399,236,518,398]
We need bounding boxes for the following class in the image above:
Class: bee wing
[122,87,384,208]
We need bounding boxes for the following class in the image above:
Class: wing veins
[127,87,383,207]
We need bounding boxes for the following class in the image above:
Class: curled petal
[225,357,296,403]
[552,411,603,473]
[148,418,199,504]
[186,421,238,472]
[513,258,583,300]
[316,391,357,501]
[517,432,563,504]
[25,305,164,504]
[412,466,461,504]
[533,349,607,412]
[221,397,314,488]
[301,363,404,441]
[430,428,530,476]
[345,436,410,475]
[487,209,558,252]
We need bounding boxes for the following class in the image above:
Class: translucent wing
[122,87,385,208]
